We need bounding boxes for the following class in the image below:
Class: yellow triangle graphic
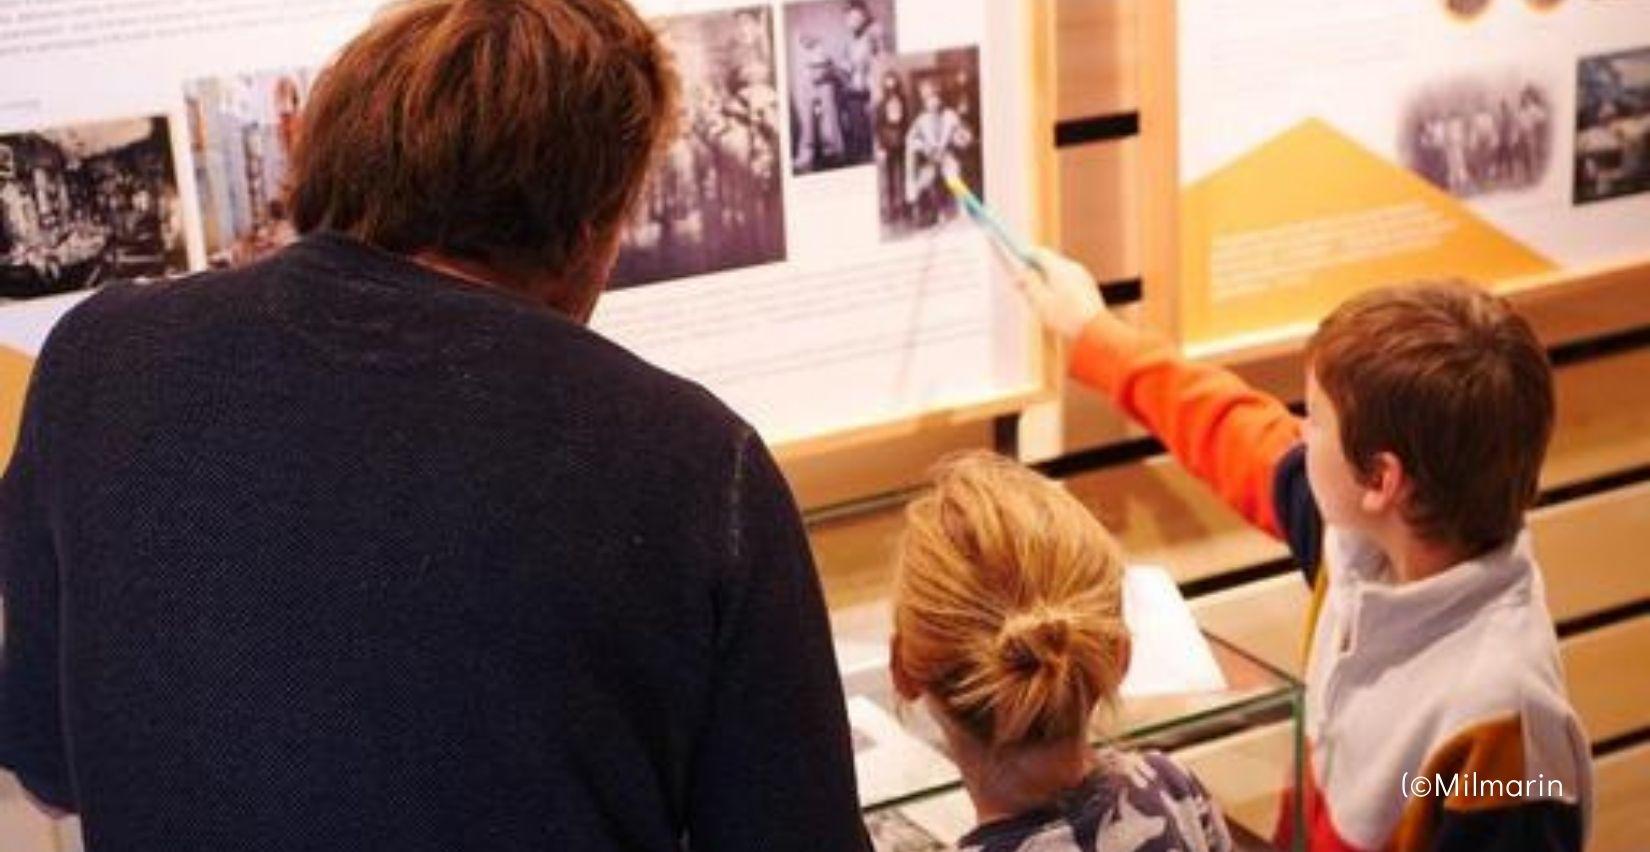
[1,345,34,470]
[1181,118,1557,343]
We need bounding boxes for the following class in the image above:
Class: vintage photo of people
[610,6,785,290]
[1399,75,1553,199]
[784,0,895,175]
[0,116,185,301]
[185,68,315,268]
[874,47,984,241]
[1575,45,1650,205]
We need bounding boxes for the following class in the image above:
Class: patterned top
[957,750,1232,852]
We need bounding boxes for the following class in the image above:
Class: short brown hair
[892,452,1129,748]
[1306,282,1554,554]
[288,0,676,287]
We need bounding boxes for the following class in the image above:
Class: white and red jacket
[1069,318,1592,851]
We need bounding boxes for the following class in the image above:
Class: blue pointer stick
[943,174,1043,273]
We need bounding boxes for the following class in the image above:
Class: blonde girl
[890,452,1232,852]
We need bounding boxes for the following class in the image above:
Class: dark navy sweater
[0,233,868,851]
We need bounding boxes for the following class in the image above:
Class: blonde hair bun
[996,608,1074,675]
[892,451,1129,748]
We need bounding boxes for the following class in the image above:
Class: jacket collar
[1325,528,1537,660]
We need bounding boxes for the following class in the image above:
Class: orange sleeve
[1069,316,1303,539]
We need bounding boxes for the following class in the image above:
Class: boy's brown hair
[287,0,676,294]
[1306,281,1554,555]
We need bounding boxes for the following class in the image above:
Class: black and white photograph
[611,5,785,290]
[874,47,984,241]
[186,67,315,268]
[1399,75,1553,198]
[1575,45,1650,205]
[784,0,896,175]
[864,809,947,852]
[0,116,185,302]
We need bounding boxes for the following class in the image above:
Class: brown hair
[1306,281,1554,554]
[892,452,1129,748]
[287,0,677,292]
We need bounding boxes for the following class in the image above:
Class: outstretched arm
[1020,249,1305,540]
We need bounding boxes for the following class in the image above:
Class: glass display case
[835,612,1304,851]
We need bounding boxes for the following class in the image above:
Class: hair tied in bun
[997,609,1073,675]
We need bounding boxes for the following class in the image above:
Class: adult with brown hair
[890,451,1233,852]
[0,2,868,850]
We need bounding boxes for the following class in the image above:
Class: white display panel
[1169,0,1650,348]
[0,0,1045,455]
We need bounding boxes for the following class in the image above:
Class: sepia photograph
[1575,45,1650,205]
[874,47,984,241]
[0,116,185,301]
[784,0,896,175]
[1399,74,1553,199]
[185,67,315,268]
[611,5,786,290]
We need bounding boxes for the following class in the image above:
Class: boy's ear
[1360,451,1408,515]
[889,633,922,701]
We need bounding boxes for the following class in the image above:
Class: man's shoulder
[49,252,284,334]
[31,269,227,372]
[494,303,748,440]
[46,253,747,441]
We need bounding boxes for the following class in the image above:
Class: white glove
[1017,247,1108,341]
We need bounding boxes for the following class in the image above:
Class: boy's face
[1305,372,1381,533]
